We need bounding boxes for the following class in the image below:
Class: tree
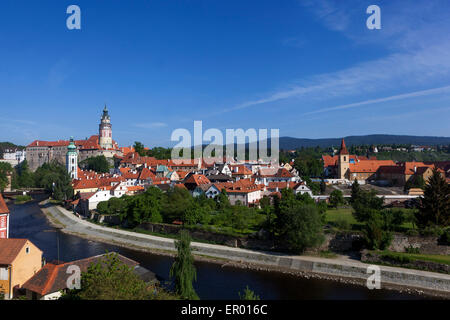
[239,286,260,300]
[352,189,383,223]
[404,175,425,192]
[170,230,199,300]
[329,190,344,208]
[79,155,110,173]
[216,189,231,210]
[34,162,73,200]
[363,213,393,250]
[277,204,324,253]
[62,253,175,300]
[133,141,146,156]
[350,179,361,205]
[320,179,326,194]
[416,169,450,228]
[15,160,34,188]
[0,162,12,191]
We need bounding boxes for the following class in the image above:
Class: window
[0,267,8,280]
[26,247,30,254]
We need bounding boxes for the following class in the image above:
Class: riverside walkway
[41,201,450,296]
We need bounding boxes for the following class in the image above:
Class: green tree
[170,230,199,300]
[329,190,344,208]
[34,161,73,200]
[0,162,12,191]
[62,253,175,300]
[416,169,450,228]
[239,286,260,300]
[352,190,383,223]
[350,179,361,205]
[133,141,146,156]
[277,204,324,253]
[363,213,393,250]
[320,179,326,194]
[16,160,34,188]
[79,155,110,173]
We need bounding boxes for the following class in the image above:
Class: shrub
[439,228,450,244]
[239,286,260,300]
[404,245,420,254]
[334,218,350,231]
[363,213,393,250]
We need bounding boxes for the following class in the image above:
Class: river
[8,197,426,300]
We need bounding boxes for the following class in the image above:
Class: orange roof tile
[0,194,9,214]
[0,239,29,265]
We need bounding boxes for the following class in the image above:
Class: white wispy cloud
[215,0,450,116]
[134,122,168,129]
[303,85,450,115]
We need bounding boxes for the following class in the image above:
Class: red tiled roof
[184,174,211,186]
[349,160,396,173]
[230,165,253,176]
[0,194,9,214]
[139,167,156,181]
[0,239,31,265]
[22,253,139,296]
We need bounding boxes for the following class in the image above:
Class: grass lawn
[325,207,417,232]
[376,250,450,265]
[325,208,356,224]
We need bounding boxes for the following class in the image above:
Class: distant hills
[278,135,450,150]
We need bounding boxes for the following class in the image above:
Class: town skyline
[1,0,450,147]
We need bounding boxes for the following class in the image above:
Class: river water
[8,197,426,300]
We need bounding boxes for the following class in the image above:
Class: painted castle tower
[66,137,78,179]
[99,105,113,149]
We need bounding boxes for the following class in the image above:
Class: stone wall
[137,222,276,250]
[361,250,450,274]
[389,234,450,255]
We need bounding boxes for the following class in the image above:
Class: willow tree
[170,230,199,300]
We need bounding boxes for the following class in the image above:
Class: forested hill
[278,135,450,150]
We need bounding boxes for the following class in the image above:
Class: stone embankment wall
[389,234,449,255]
[361,250,450,274]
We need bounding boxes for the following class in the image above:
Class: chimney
[414,166,417,173]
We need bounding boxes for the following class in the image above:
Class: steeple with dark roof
[339,138,349,155]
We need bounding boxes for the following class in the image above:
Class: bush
[419,225,444,237]
[363,213,393,250]
[404,245,420,254]
[439,228,450,244]
[334,218,350,231]
[277,204,325,253]
[239,286,260,300]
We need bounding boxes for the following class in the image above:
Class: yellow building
[0,239,43,299]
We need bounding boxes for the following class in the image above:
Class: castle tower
[338,138,349,179]
[66,137,78,179]
[99,105,113,149]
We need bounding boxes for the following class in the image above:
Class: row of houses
[68,152,311,214]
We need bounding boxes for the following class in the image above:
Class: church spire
[339,138,349,155]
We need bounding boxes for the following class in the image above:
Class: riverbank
[39,200,450,299]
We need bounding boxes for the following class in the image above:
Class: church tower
[338,138,349,179]
[99,105,113,149]
[66,137,78,179]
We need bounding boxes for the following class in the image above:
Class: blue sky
[0,0,449,147]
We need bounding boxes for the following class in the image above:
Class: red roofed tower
[338,138,349,179]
